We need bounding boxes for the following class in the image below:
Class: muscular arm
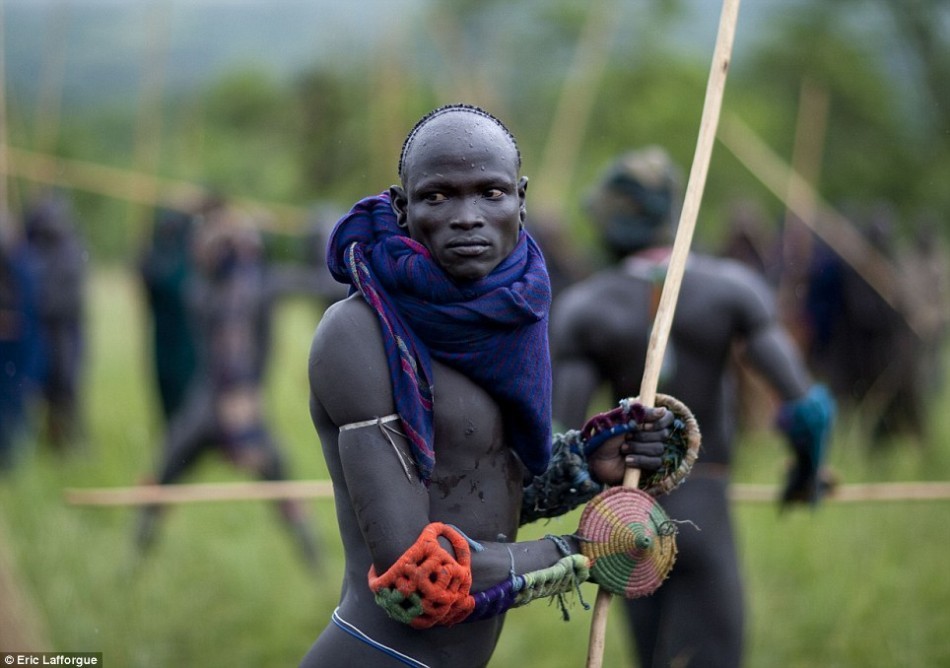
[310,296,430,569]
[742,324,812,401]
[728,263,834,503]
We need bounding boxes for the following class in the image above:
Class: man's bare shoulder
[314,294,376,337]
[309,294,394,423]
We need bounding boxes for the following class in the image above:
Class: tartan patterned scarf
[327,192,553,484]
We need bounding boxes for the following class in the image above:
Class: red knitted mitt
[368,522,476,629]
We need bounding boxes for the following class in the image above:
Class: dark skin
[551,212,815,667]
[301,111,670,668]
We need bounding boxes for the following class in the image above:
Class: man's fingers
[620,441,665,457]
[638,406,670,423]
[625,455,663,471]
[625,428,669,443]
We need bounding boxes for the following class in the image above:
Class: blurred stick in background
[718,113,930,340]
[63,480,950,506]
[534,0,619,209]
[0,0,12,223]
[0,147,307,231]
[777,78,830,344]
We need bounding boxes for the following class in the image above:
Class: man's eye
[424,193,447,203]
[485,188,505,199]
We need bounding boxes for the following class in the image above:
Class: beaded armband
[521,430,602,526]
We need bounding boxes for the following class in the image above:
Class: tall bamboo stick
[0,146,307,231]
[0,0,11,225]
[534,0,619,208]
[585,2,741,666]
[717,113,928,339]
[62,480,950,507]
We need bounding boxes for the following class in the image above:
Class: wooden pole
[0,0,11,224]
[128,0,173,249]
[34,0,69,160]
[61,479,950,507]
[426,8,498,111]
[716,113,928,339]
[729,482,950,504]
[585,2,741,666]
[64,480,335,507]
[777,78,829,343]
[0,146,307,231]
[534,0,619,208]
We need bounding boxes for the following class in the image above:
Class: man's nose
[450,198,485,228]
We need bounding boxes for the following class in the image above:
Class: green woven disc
[578,486,678,598]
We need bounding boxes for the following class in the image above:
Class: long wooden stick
[534,0,619,208]
[64,480,335,506]
[730,482,950,504]
[585,2,741,666]
[0,146,308,231]
[62,480,950,507]
[717,113,929,340]
[777,79,829,339]
[0,0,11,223]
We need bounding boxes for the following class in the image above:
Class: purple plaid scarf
[327,192,553,484]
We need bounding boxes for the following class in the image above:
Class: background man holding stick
[551,146,836,668]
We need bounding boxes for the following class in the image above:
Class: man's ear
[389,185,409,228]
[518,176,529,225]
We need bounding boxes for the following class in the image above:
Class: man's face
[391,113,527,282]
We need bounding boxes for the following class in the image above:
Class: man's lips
[446,238,491,256]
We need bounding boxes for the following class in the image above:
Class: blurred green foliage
[4,0,948,263]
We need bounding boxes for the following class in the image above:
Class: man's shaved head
[398,104,521,182]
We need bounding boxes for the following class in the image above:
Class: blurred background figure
[720,198,778,282]
[551,147,835,668]
[801,202,929,445]
[900,214,950,403]
[135,204,325,571]
[22,192,88,452]
[138,197,227,425]
[0,214,45,472]
[525,208,595,299]
[300,202,350,306]
[720,199,784,433]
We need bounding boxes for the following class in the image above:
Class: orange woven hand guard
[367,522,476,629]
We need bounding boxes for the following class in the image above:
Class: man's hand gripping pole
[584,1,741,666]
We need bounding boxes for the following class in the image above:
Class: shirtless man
[302,106,682,668]
[550,147,835,668]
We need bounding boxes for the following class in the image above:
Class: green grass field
[2,267,949,667]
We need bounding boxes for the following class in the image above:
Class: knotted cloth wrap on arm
[326,193,553,484]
